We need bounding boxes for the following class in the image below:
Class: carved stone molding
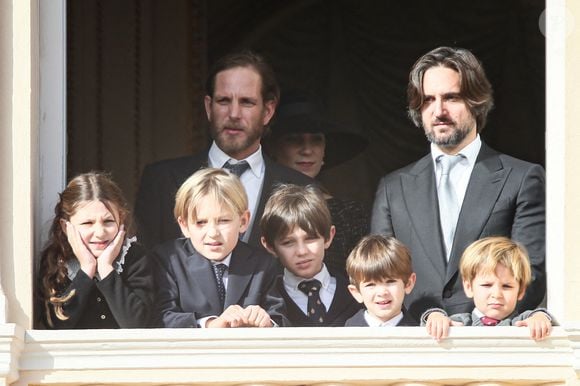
[0,326,578,385]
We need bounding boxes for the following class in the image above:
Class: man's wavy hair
[407,46,494,132]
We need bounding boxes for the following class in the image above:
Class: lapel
[183,240,222,311]
[224,242,255,307]
[445,143,509,282]
[400,155,447,280]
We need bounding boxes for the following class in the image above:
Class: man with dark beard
[371,47,545,321]
[135,51,312,250]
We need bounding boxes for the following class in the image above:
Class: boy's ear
[239,210,251,234]
[517,285,526,301]
[462,279,474,299]
[404,272,416,294]
[177,216,191,238]
[348,284,364,304]
[324,225,336,249]
[260,236,277,256]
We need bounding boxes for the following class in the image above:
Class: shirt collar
[283,263,331,291]
[363,310,404,327]
[212,253,232,268]
[431,134,482,166]
[208,141,264,178]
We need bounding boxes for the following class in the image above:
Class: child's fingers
[244,305,270,327]
[427,320,447,341]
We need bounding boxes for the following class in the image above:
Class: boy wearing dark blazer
[260,184,360,327]
[152,168,286,328]
[345,235,418,327]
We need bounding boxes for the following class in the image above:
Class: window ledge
[2,323,580,385]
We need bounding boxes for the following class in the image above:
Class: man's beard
[424,121,473,148]
[210,121,263,157]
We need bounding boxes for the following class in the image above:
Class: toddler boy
[423,236,554,340]
[345,235,418,326]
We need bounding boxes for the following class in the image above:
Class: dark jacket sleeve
[151,247,198,328]
[260,258,289,327]
[95,243,154,328]
[511,163,546,312]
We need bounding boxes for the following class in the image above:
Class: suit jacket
[449,308,555,326]
[42,243,154,329]
[344,308,418,327]
[371,142,546,320]
[134,149,313,250]
[151,238,287,328]
[272,266,361,327]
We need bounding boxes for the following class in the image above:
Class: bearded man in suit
[135,51,312,250]
[371,46,545,320]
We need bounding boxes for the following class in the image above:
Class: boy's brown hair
[346,235,413,287]
[460,236,532,292]
[260,184,331,246]
[174,168,248,222]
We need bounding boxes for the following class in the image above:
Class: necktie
[298,279,327,325]
[212,263,227,306]
[480,316,500,326]
[437,154,463,259]
[223,160,250,177]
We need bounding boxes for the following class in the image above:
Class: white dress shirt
[198,254,232,328]
[283,264,336,314]
[208,142,265,242]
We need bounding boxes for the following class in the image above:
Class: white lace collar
[66,236,137,281]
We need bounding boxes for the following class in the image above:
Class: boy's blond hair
[346,235,413,288]
[174,168,248,222]
[260,184,331,246]
[460,236,532,290]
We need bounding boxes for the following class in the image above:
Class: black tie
[223,160,250,177]
[298,279,327,325]
[212,263,227,306]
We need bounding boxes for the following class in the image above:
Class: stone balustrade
[2,323,580,385]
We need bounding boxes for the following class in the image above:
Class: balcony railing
[2,323,580,385]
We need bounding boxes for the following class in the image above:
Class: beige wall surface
[565,1,580,321]
[1,0,37,328]
[0,0,15,322]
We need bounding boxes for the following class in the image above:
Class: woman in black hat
[265,94,369,275]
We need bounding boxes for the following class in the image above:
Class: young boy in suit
[423,236,555,341]
[260,184,361,326]
[345,235,418,327]
[152,168,286,328]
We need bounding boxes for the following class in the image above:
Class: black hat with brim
[270,97,368,169]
